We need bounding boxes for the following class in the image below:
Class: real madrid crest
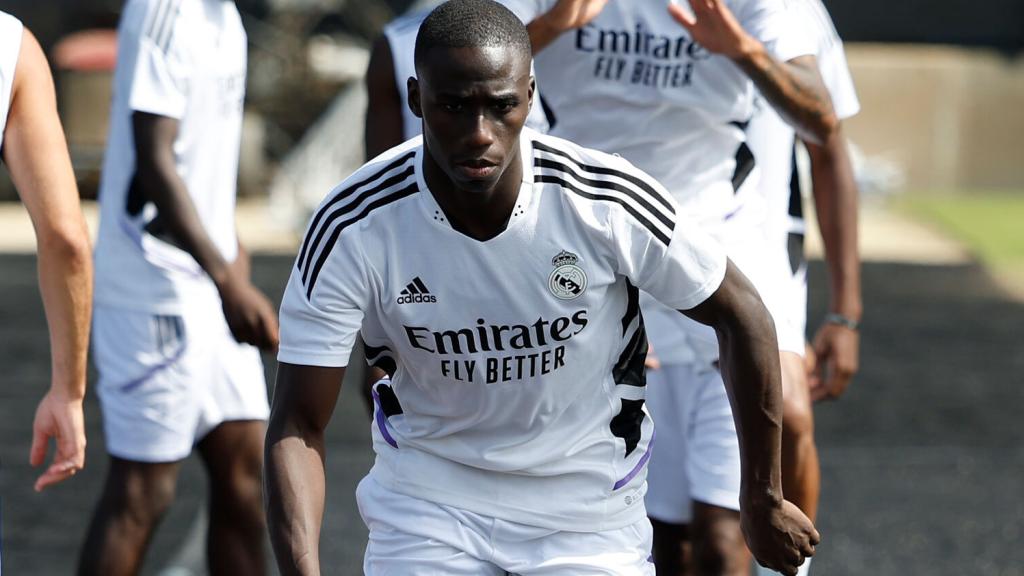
[548,250,587,300]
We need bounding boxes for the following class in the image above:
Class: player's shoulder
[527,129,678,244]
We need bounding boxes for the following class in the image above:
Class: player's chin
[449,170,502,194]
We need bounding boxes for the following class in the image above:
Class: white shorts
[356,473,656,575]
[644,363,741,524]
[93,300,269,462]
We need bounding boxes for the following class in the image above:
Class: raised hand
[667,0,760,60]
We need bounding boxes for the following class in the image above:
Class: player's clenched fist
[742,498,820,576]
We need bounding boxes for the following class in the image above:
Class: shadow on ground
[1,255,1021,575]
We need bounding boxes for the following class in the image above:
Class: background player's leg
[779,351,819,522]
[690,502,751,576]
[78,457,182,576]
[651,518,694,576]
[196,419,267,576]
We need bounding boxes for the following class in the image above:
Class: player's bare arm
[3,26,92,492]
[804,123,861,401]
[132,112,279,350]
[524,0,610,52]
[365,35,406,159]
[668,0,838,144]
[265,362,346,576]
[682,260,820,576]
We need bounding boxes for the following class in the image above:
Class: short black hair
[414,0,532,70]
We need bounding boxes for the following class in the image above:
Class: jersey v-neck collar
[414,132,536,241]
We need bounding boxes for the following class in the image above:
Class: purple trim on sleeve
[371,387,399,449]
[613,429,655,491]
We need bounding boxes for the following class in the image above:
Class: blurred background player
[266,1,817,574]
[495,0,837,573]
[740,1,862,573]
[0,11,93,493]
[79,1,278,574]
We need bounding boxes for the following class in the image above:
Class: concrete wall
[844,44,1024,193]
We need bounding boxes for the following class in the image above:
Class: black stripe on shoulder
[535,156,674,231]
[298,150,416,274]
[536,173,672,246]
[533,140,674,215]
[304,183,419,299]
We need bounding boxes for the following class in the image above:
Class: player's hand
[219,270,280,351]
[668,0,761,60]
[809,323,858,402]
[30,388,86,492]
[742,497,819,576]
[539,0,610,33]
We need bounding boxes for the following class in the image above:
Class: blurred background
[0,0,1022,574]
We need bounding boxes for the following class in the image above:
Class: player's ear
[408,77,423,119]
[528,76,535,111]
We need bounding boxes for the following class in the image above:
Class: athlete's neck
[422,144,523,242]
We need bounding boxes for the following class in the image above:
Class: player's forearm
[36,229,92,400]
[135,158,233,287]
[806,128,861,320]
[714,286,785,506]
[733,48,837,145]
[265,427,327,576]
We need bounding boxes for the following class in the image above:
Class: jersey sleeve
[606,163,728,311]
[128,9,189,119]
[811,13,860,120]
[733,0,816,63]
[277,221,371,368]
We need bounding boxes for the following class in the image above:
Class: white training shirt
[383,3,550,140]
[278,127,727,531]
[498,0,815,230]
[0,11,24,153]
[94,0,246,314]
[745,0,860,249]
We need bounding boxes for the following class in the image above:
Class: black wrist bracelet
[824,313,860,331]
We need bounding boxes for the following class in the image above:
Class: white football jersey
[94,0,247,314]
[497,0,815,229]
[278,127,727,531]
[382,3,550,141]
[745,0,860,248]
[0,11,24,153]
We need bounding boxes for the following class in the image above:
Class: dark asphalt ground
[1,254,1022,575]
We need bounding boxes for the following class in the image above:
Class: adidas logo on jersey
[397,277,437,304]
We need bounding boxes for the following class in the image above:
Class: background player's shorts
[644,362,741,524]
[357,473,656,575]
[93,298,269,463]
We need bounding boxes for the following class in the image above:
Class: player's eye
[493,100,518,114]
[442,102,464,113]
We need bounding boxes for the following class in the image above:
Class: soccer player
[265,1,817,575]
[741,3,861,573]
[1,11,93,492]
[493,0,838,573]
[365,0,549,159]
[79,1,277,574]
